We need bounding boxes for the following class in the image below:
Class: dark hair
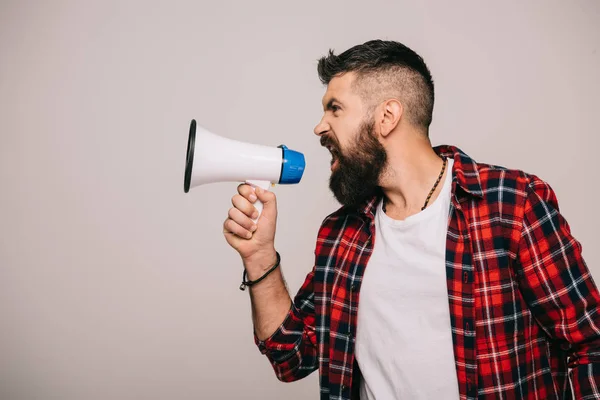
[317,40,435,130]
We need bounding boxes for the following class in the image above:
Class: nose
[313,116,330,137]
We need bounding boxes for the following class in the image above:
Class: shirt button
[463,271,469,283]
[341,384,347,391]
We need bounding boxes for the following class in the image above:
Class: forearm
[245,251,292,341]
[249,254,319,381]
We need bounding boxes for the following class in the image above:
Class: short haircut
[317,40,435,131]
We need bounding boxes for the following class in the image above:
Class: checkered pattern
[254,145,600,400]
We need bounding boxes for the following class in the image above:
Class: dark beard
[326,120,387,210]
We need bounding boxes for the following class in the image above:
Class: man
[222,40,600,399]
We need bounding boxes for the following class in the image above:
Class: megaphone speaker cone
[184,119,196,193]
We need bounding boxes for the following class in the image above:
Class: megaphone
[184,119,305,222]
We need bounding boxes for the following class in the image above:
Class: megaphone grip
[253,199,264,224]
[245,180,272,223]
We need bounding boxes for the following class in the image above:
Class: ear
[378,99,403,138]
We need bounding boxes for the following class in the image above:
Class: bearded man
[223,39,600,400]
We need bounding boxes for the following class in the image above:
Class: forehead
[322,72,360,105]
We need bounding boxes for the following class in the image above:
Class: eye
[331,105,340,113]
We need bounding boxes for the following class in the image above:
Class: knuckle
[238,183,251,195]
[225,219,235,230]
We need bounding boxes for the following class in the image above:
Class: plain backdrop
[1,1,599,399]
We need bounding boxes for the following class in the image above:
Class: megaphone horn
[184,119,306,222]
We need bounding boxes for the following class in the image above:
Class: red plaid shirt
[254,145,600,400]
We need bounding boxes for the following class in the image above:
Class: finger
[228,206,257,232]
[237,183,258,203]
[224,217,253,239]
[232,194,258,219]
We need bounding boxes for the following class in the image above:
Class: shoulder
[313,202,372,245]
[474,161,557,206]
[437,145,552,202]
[317,206,357,235]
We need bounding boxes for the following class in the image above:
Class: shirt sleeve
[253,265,318,382]
[517,175,600,399]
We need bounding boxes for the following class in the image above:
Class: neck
[379,130,447,219]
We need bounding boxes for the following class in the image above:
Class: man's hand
[223,183,278,278]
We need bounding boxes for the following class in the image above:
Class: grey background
[1,1,598,399]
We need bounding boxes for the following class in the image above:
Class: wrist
[240,251,281,291]
[243,249,278,279]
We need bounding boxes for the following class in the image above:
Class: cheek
[330,118,361,152]
[333,127,352,148]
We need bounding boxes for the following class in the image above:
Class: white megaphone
[183,119,306,222]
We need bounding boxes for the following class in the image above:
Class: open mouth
[321,135,341,171]
[324,144,340,170]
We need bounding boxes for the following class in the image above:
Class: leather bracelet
[239,251,281,291]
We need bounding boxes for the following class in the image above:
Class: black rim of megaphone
[184,119,196,193]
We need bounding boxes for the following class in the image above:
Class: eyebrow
[323,97,343,111]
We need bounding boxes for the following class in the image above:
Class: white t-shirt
[355,159,460,399]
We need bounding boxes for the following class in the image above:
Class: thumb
[255,186,277,215]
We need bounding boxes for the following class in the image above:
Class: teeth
[323,143,338,157]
